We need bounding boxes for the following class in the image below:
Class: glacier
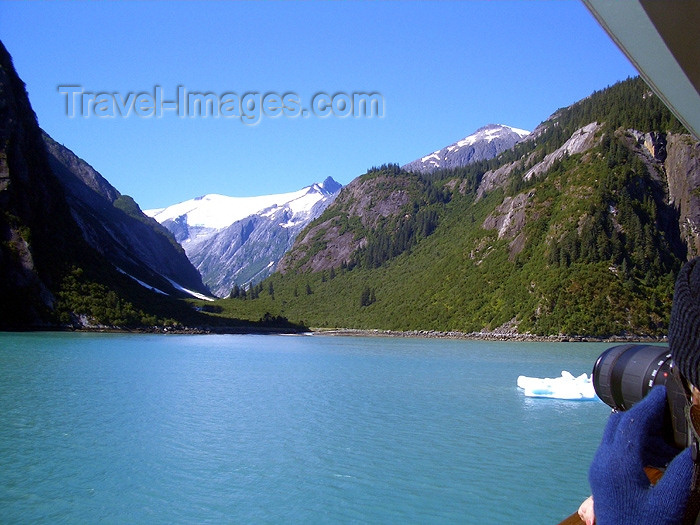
[145,177,342,296]
[517,371,598,400]
[146,184,333,230]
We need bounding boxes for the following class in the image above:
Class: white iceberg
[517,371,598,400]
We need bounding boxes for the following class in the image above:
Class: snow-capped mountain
[402,124,530,173]
[146,177,342,297]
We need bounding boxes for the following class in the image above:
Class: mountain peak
[473,123,530,140]
[146,178,343,295]
[319,176,342,194]
[402,123,530,174]
[146,178,341,231]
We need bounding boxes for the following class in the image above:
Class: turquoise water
[0,332,613,524]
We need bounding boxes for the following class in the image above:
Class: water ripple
[0,333,611,524]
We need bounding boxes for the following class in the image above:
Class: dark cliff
[0,40,87,326]
[43,134,209,296]
[0,40,208,328]
[665,133,700,257]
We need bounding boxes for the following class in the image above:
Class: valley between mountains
[2,34,699,336]
[204,80,700,337]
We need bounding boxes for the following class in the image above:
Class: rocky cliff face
[280,121,700,281]
[0,40,86,326]
[43,134,209,296]
[0,39,212,328]
[665,134,700,257]
[278,167,425,274]
[475,128,700,273]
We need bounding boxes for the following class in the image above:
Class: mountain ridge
[43,133,210,298]
[221,77,700,337]
[0,39,226,329]
[147,176,342,296]
[3,30,697,337]
[402,124,529,174]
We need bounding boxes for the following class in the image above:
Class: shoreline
[311,327,667,343]
[3,324,668,343]
[3,324,307,336]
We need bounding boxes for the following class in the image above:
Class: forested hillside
[214,78,700,337]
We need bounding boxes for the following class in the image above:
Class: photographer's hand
[589,385,693,524]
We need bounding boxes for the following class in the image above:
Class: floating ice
[517,371,598,400]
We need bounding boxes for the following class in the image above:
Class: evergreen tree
[360,286,371,307]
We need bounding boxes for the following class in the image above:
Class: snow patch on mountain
[403,124,530,174]
[456,124,529,147]
[147,179,339,231]
[115,267,168,295]
[145,177,342,297]
[162,276,216,302]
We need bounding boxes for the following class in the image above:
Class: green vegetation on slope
[113,195,186,254]
[209,78,692,337]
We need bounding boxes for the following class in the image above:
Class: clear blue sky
[0,1,637,210]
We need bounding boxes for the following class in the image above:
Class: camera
[592,344,690,450]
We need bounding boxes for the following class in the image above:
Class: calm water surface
[0,332,614,524]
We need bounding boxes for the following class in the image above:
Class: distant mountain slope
[226,78,700,337]
[43,134,210,298]
[402,124,529,174]
[278,165,444,274]
[146,177,341,296]
[0,40,216,329]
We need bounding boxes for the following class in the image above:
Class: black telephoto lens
[592,343,690,449]
[592,344,674,411]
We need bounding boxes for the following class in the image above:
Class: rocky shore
[52,323,666,342]
[56,324,307,336]
[313,328,666,343]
